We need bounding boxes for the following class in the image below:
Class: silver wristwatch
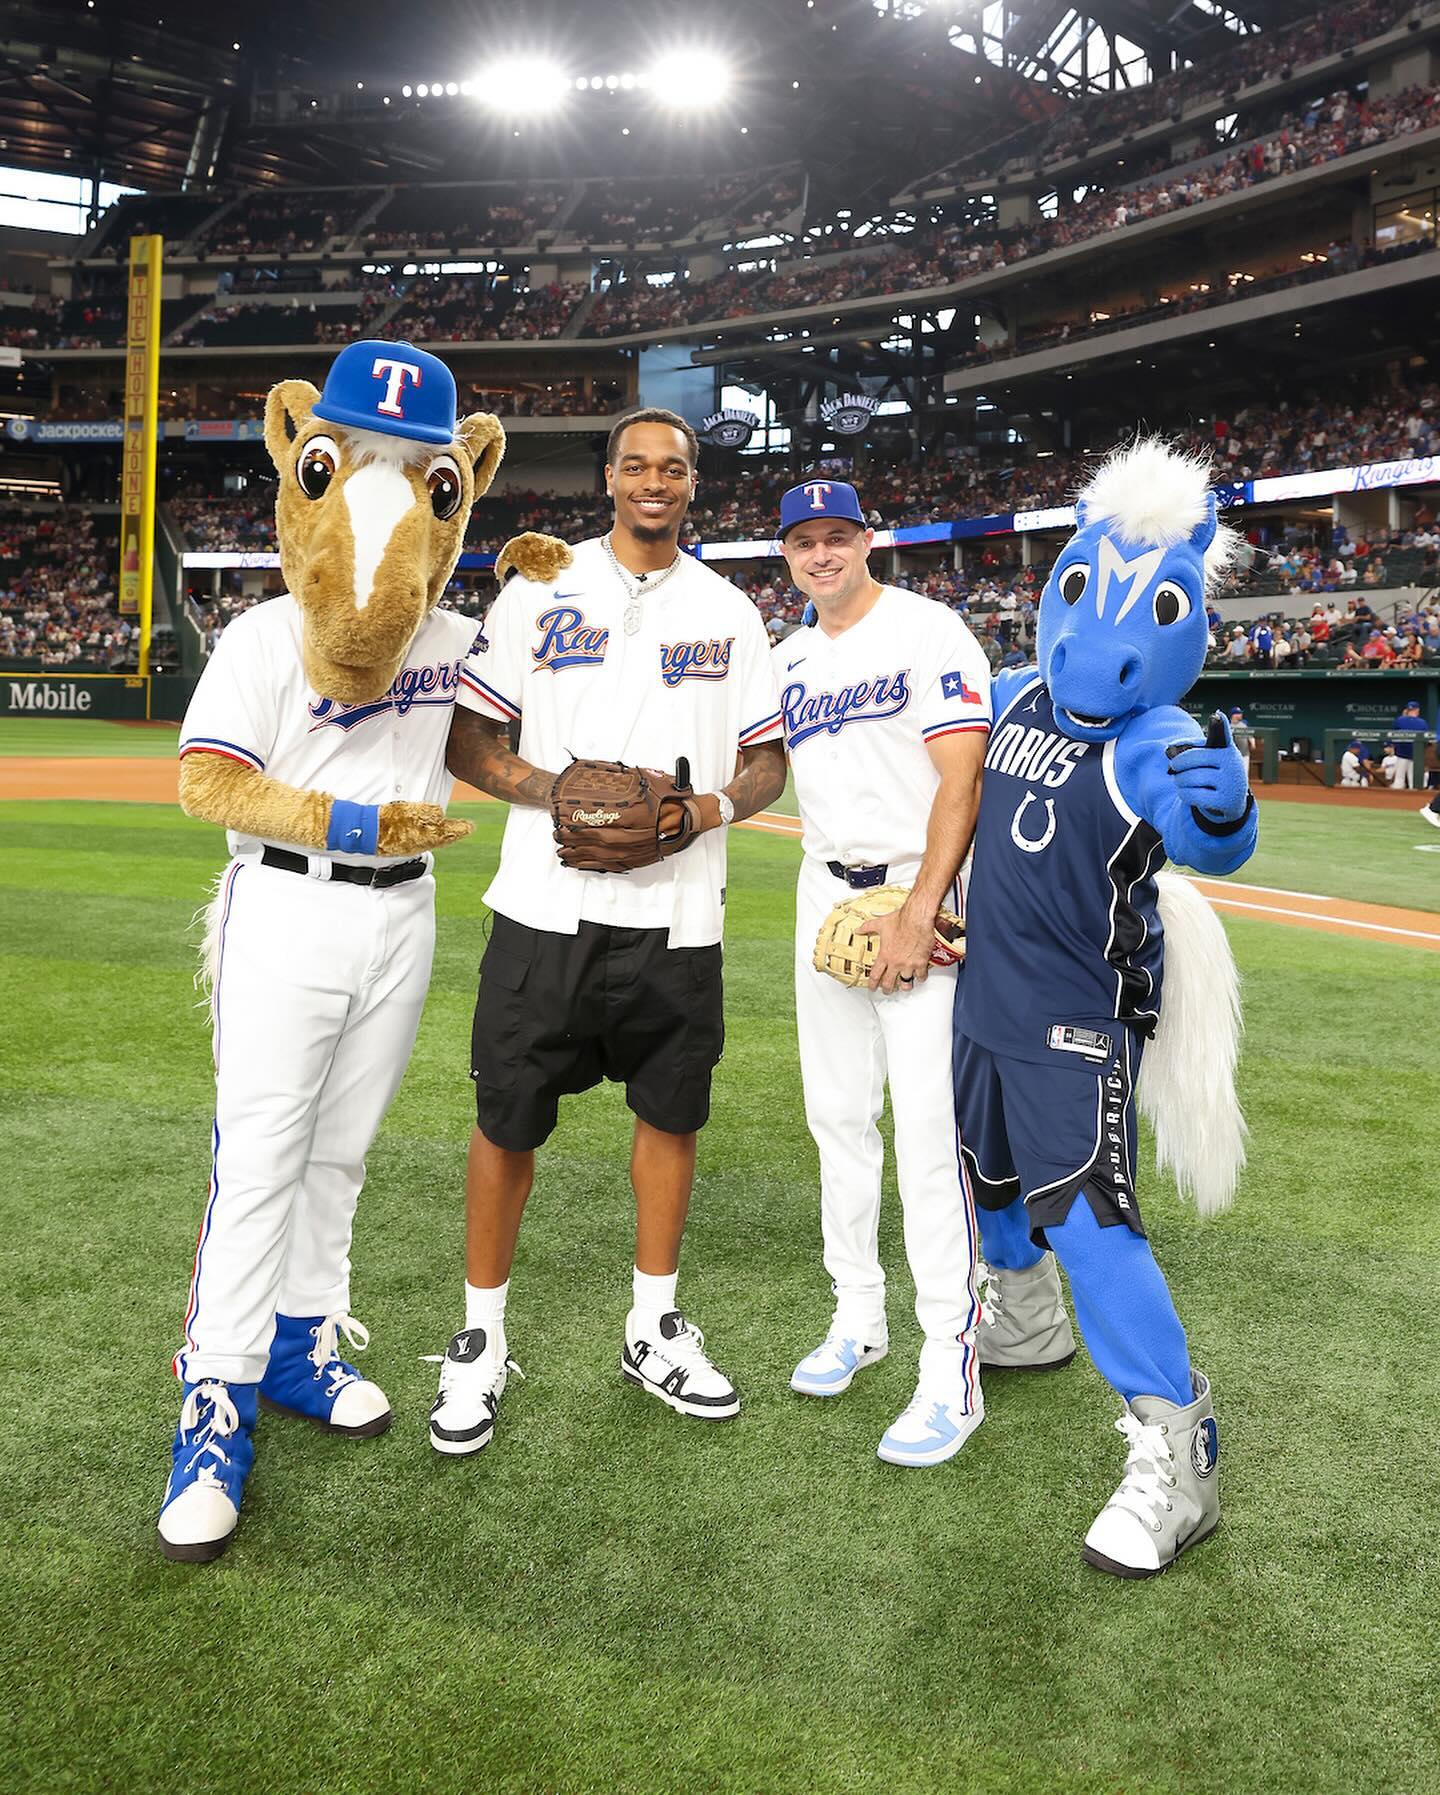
[715,792,736,827]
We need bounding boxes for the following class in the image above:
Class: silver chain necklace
[603,532,682,636]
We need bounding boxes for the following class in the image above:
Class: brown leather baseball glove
[550,758,702,872]
[813,884,965,988]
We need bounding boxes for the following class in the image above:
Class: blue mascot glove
[1165,712,1251,826]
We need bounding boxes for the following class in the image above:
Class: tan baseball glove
[813,884,965,988]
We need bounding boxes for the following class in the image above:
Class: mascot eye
[296,436,339,500]
[1059,563,1088,606]
[426,455,464,521]
[1153,582,1192,626]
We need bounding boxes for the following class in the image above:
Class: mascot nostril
[161,340,572,1565]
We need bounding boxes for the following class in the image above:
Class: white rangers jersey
[774,585,993,876]
[457,537,783,947]
[178,594,479,864]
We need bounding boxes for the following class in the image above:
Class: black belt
[261,846,427,888]
[827,861,889,889]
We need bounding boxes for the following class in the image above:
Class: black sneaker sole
[1082,1518,1219,1579]
[620,1357,740,1421]
[157,1527,234,1564]
[258,1395,393,1439]
[976,1350,1077,1375]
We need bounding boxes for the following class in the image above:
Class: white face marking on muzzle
[342,460,416,612]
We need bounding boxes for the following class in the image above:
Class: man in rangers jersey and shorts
[430,408,787,1452]
[776,479,992,1466]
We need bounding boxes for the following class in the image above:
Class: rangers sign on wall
[820,393,880,436]
[699,409,761,450]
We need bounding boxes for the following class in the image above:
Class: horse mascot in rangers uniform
[954,437,1255,1577]
[158,340,568,1562]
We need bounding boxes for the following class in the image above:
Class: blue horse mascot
[954,437,1256,1578]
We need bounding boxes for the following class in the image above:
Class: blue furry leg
[976,1195,1046,1272]
[1046,1196,1192,1406]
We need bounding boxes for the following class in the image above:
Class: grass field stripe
[1202,894,1440,945]
[1194,876,1376,903]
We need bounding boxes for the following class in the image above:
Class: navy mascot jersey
[958,675,1165,1068]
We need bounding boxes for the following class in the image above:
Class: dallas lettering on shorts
[309,658,462,731]
[660,637,734,686]
[782,670,911,748]
[532,605,610,673]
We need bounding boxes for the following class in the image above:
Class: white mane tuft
[1076,435,1247,594]
[336,423,436,469]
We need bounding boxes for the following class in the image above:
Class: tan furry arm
[178,753,472,856]
[495,532,573,585]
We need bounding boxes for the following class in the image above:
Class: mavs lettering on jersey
[660,636,734,686]
[782,670,911,748]
[958,679,1165,1066]
[309,656,463,731]
[532,605,609,673]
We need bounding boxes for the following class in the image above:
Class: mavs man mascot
[956,439,1254,1578]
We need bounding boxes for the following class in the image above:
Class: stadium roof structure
[0,0,1318,207]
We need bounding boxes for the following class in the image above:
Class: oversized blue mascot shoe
[259,1312,393,1438]
[157,1379,258,1563]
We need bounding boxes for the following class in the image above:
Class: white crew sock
[465,1279,508,1349]
[631,1267,678,1323]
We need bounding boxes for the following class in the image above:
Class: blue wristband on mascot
[327,798,381,856]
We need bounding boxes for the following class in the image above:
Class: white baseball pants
[793,856,980,1359]
[175,857,436,1385]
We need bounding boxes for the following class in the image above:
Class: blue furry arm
[991,666,1035,717]
[1114,707,1258,875]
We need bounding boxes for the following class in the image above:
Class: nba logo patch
[1190,1416,1218,1478]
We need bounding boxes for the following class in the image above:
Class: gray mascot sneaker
[1082,1370,1219,1578]
[976,1256,1076,1372]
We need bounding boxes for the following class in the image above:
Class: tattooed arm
[446,706,557,808]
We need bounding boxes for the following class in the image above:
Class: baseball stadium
[1,0,1437,1790]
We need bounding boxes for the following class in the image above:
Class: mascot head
[1037,438,1244,743]
[264,340,505,705]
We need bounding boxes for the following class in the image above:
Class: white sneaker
[790,1330,888,1396]
[1419,802,1440,830]
[429,1327,521,1457]
[1083,1372,1219,1578]
[877,1386,984,1467]
[622,1309,739,1420]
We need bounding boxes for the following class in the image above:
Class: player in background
[430,409,787,1453]
[775,480,993,1466]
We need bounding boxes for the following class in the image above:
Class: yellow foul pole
[120,233,163,677]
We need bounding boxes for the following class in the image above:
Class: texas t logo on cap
[778,478,867,539]
[311,339,459,446]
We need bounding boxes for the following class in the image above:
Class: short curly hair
[606,407,699,470]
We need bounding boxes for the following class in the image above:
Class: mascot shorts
[953,1027,1148,1246]
[471,913,724,1150]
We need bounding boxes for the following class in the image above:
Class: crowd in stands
[461,379,625,416]
[372,274,585,342]
[588,82,1440,338]
[0,510,134,668]
[364,187,566,253]
[935,0,1410,184]
[1211,588,1440,671]
[204,190,369,256]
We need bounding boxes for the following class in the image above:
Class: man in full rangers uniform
[776,479,993,1466]
[430,407,787,1453]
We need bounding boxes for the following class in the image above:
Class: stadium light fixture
[648,50,733,106]
[483,58,571,114]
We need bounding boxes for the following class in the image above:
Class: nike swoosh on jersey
[787,656,807,670]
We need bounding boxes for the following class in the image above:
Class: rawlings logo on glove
[550,756,703,873]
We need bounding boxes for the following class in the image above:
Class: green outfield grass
[1,795,1437,1795]
[0,716,181,758]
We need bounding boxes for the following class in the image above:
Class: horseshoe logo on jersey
[1009,792,1057,854]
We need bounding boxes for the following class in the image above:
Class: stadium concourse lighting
[483,58,571,112]
[648,50,732,105]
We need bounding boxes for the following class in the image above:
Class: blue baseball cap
[311,340,458,446]
[778,478,867,540]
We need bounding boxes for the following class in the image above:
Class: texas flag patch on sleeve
[941,670,982,706]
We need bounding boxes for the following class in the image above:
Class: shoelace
[663,1318,719,1371]
[423,1350,526,1392]
[178,1380,239,1476]
[309,1312,369,1375]
[1106,1412,1177,1534]
[977,1262,1004,1328]
[892,1390,949,1434]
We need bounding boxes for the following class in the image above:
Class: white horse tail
[1137,871,1247,1217]
[191,868,230,1043]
